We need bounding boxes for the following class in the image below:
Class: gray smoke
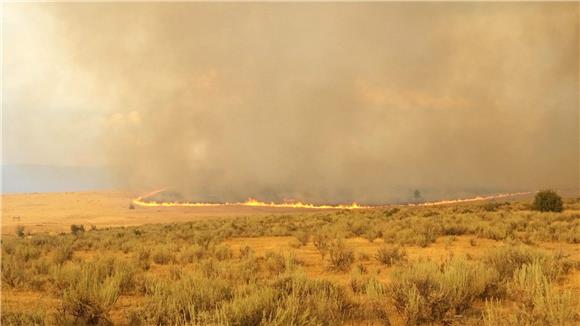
[7,2,579,203]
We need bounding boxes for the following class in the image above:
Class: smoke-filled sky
[4,3,579,203]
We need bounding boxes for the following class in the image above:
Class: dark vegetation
[533,190,564,212]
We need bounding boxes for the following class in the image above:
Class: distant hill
[2,164,114,193]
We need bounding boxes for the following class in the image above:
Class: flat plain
[2,191,579,325]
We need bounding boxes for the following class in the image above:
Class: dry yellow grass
[3,234,579,324]
[1,191,329,234]
[2,191,579,325]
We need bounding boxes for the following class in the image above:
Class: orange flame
[132,191,367,209]
[132,189,532,210]
[411,191,532,206]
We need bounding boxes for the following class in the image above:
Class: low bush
[1,309,46,326]
[56,264,121,325]
[509,261,579,324]
[264,251,287,276]
[294,231,310,246]
[70,224,85,236]
[217,285,278,325]
[16,225,25,238]
[2,256,26,288]
[484,261,579,325]
[483,245,572,284]
[363,228,381,243]
[137,273,234,324]
[53,242,74,265]
[350,269,386,298]
[481,201,509,212]
[375,245,407,266]
[271,274,355,324]
[313,232,330,259]
[390,256,497,324]
[239,245,254,259]
[532,190,563,212]
[328,240,355,272]
[179,244,204,264]
[151,247,175,265]
[482,299,514,326]
[213,244,233,261]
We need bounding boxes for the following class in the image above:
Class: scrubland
[2,199,580,325]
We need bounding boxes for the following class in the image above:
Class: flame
[132,192,367,209]
[132,189,532,210]
[412,191,532,206]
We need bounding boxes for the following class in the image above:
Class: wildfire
[132,189,532,210]
[132,190,367,210]
[412,191,532,206]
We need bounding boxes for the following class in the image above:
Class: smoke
[7,3,579,203]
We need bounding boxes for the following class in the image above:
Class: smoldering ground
[5,3,579,204]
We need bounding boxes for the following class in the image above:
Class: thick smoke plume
[9,3,579,203]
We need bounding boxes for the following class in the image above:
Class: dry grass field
[2,192,580,325]
[1,191,323,234]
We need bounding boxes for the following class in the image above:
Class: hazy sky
[4,3,579,202]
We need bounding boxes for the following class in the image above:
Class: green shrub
[533,190,563,212]
[16,225,25,238]
[484,261,579,325]
[328,240,355,272]
[137,273,233,324]
[135,247,151,270]
[509,261,579,324]
[264,251,287,276]
[113,261,137,294]
[477,223,511,241]
[482,201,509,212]
[14,243,41,262]
[388,220,440,247]
[390,257,497,324]
[70,224,85,236]
[313,232,330,259]
[57,265,121,325]
[216,285,278,325]
[284,252,304,273]
[483,245,571,284]
[294,231,310,246]
[214,244,233,261]
[2,256,26,288]
[1,309,46,326]
[193,232,216,249]
[151,247,175,265]
[383,207,400,217]
[350,269,386,298]
[482,299,515,326]
[375,245,407,266]
[348,220,369,237]
[350,269,368,294]
[363,228,381,243]
[239,245,254,259]
[179,244,204,264]
[53,243,74,265]
[270,274,354,325]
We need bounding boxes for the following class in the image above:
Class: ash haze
[4,3,579,204]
